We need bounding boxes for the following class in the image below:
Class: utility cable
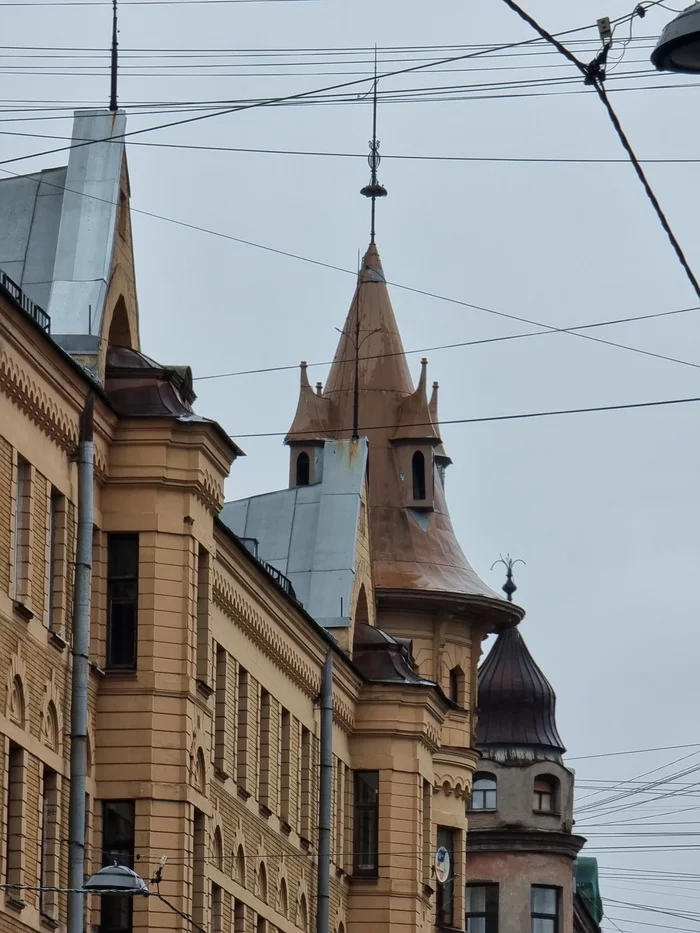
[3,161,699,385]
[498,0,700,305]
[0,24,602,170]
[236,392,700,439]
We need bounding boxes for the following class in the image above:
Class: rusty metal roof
[476,626,566,755]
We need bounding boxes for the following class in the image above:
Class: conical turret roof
[477,627,566,756]
[285,243,522,623]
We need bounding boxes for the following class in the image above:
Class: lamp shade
[83,864,148,894]
[652,3,700,73]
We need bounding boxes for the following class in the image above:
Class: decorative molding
[6,644,27,728]
[433,770,468,800]
[213,570,354,734]
[40,669,63,754]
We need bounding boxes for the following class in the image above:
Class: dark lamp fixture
[652,3,700,73]
[83,864,149,894]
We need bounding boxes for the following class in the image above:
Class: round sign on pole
[434,846,450,885]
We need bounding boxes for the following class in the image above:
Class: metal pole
[317,652,333,933]
[109,0,118,112]
[68,393,94,933]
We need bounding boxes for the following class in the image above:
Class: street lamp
[83,864,149,895]
[652,3,700,73]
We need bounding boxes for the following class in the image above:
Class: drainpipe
[317,651,333,933]
[68,393,94,933]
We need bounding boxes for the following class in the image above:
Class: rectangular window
[196,546,212,688]
[5,743,26,889]
[259,689,271,808]
[13,456,31,603]
[234,900,246,933]
[353,771,378,877]
[106,535,139,669]
[300,726,312,841]
[236,667,249,792]
[436,826,455,927]
[211,883,223,933]
[192,809,206,929]
[40,767,60,919]
[466,884,499,933]
[531,886,559,933]
[280,708,291,824]
[422,780,433,887]
[46,491,63,628]
[334,759,345,869]
[214,644,231,776]
[101,800,135,933]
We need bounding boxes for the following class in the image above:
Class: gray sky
[4,0,700,927]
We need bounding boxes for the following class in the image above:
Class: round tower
[465,626,586,933]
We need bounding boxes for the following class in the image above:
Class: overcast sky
[4,0,700,927]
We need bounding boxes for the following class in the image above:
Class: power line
[235,392,700,439]
[4,160,699,386]
[568,743,700,761]
[0,25,601,170]
[497,0,700,305]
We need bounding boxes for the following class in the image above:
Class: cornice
[376,588,524,629]
[212,569,356,734]
[465,828,586,860]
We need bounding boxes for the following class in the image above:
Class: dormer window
[412,451,426,501]
[296,452,310,486]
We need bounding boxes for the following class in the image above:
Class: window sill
[40,912,59,930]
[49,630,68,652]
[12,600,33,622]
[89,660,106,678]
[468,808,498,813]
[533,809,560,817]
[258,803,272,819]
[196,680,214,699]
[350,873,379,884]
[237,786,251,802]
[279,820,292,837]
[5,894,26,912]
[103,667,138,678]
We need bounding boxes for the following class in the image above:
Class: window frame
[469,774,498,812]
[533,776,558,814]
[100,800,135,933]
[465,882,499,933]
[296,451,310,486]
[106,534,139,671]
[531,885,560,933]
[412,450,426,501]
[353,770,379,877]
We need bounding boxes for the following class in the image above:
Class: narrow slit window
[296,452,310,486]
[101,800,135,933]
[106,534,139,669]
[40,766,59,920]
[280,709,291,823]
[13,456,31,603]
[412,451,426,501]
[353,771,378,877]
[6,743,26,889]
[259,689,271,807]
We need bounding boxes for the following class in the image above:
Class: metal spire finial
[360,46,387,244]
[109,0,119,112]
[490,554,526,602]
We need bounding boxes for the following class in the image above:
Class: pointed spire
[392,357,440,442]
[360,47,387,245]
[285,361,333,444]
[477,626,566,759]
[109,0,119,112]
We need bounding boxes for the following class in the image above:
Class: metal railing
[260,559,298,601]
[0,269,51,333]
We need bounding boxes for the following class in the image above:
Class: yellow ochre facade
[0,106,598,933]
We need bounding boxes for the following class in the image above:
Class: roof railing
[260,558,298,602]
[0,269,51,333]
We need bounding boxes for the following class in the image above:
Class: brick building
[0,106,599,933]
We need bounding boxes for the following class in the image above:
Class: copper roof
[352,623,433,684]
[286,242,522,621]
[476,627,566,755]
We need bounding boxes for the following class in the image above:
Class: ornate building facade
[0,106,599,933]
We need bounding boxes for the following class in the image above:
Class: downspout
[317,651,333,933]
[68,393,94,933]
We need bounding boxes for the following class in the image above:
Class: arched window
[257,862,268,903]
[448,666,464,705]
[412,451,426,501]
[296,452,310,486]
[469,773,497,811]
[534,775,559,813]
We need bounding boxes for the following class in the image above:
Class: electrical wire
[497,0,700,305]
[236,392,700,440]
[0,24,605,170]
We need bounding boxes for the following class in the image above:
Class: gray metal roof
[0,109,126,352]
[221,439,368,628]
